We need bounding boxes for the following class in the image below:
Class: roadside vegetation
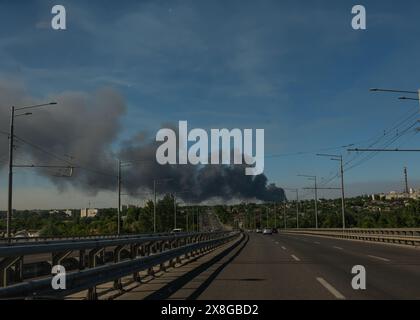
[1,196,419,237]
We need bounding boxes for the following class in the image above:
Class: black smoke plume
[0,81,285,204]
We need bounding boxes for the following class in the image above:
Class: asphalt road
[196,232,420,300]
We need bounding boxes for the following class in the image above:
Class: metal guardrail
[0,232,195,245]
[0,231,239,299]
[0,232,224,256]
[1,233,212,249]
[282,228,420,246]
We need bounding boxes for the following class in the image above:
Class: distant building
[371,194,386,201]
[409,189,420,200]
[80,208,99,218]
[385,191,405,201]
[371,188,420,201]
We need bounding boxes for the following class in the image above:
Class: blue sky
[1,0,420,208]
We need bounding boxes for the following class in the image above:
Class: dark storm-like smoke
[0,81,285,203]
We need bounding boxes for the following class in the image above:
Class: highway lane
[196,233,420,300]
[197,233,339,300]
[272,232,420,299]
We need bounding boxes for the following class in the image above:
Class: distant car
[171,228,183,234]
[256,229,263,233]
[13,230,30,238]
[272,228,278,234]
[263,228,272,235]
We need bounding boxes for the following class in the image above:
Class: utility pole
[317,154,346,230]
[284,188,300,229]
[173,193,177,230]
[186,208,189,232]
[340,157,345,230]
[7,107,15,239]
[171,190,191,231]
[266,206,269,228]
[298,175,318,229]
[197,207,200,232]
[296,191,299,229]
[117,160,121,236]
[314,177,318,229]
[7,102,57,240]
[274,203,277,229]
[117,159,155,233]
[283,201,287,229]
[153,180,157,233]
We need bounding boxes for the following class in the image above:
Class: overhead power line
[11,133,117,178]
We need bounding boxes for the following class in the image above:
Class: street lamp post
[186,208,189,232]
[153,180,157,233]
[298,175,318,229]
[7,102,57,239]
[283,200,287,229]
[118,160,154,235]
[370,87,420,106]
[197,207,200,232]
[284,188,299,229]
[317,154,346,230]
[152,178,173,233]
[254,209,257,230]
[266,206,269,228]
[314,178,318,229]
[117,160,121,236]
[296,191,299,229]
[7,107,15,239]
[274,203,277,229]
[173,193,177,230]
[340,159,345,229]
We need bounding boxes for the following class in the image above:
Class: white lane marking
[314,241,320,245]
[281,246,287,250]
[291,254,300,261]
[333,246,343,250]
[316,277,346,300]
[367,255,390,262]
[275,242,279,244]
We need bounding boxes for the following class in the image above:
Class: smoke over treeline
[0,81,285,203]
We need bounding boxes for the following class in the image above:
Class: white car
[263,228,272,235]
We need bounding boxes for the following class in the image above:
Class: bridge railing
[0,231,239,299]
[282,228,420,246]
[0,232,194,245]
